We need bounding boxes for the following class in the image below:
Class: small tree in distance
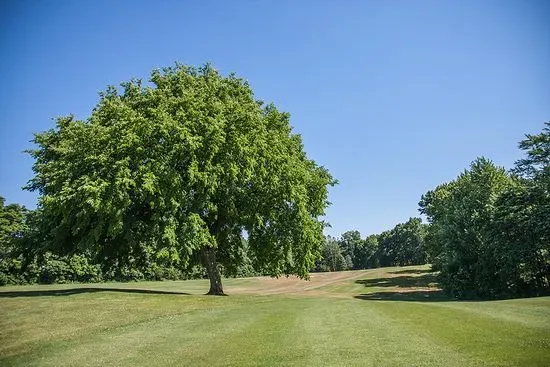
[26,63,336,295]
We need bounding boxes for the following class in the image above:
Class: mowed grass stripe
[193,298,306,366]
[0,293,219,360]
[298,297,468,367]
[1,266,549,366]
[431,298,550,328]
[2,295,263,366]
[370,300,550,366]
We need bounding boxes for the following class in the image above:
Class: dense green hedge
[0,253,197,286]
[0,250,262,286]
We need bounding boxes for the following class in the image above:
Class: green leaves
[420,144,550,298]
[0,197,28,259]
[514,121,550,179]
[27,63,335,283]
[376,217,428,267]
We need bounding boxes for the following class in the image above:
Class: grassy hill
[1,265,549,366]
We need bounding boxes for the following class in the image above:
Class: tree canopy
[26,63,335,294]
[420,126,550,299]
[2,63,547,301]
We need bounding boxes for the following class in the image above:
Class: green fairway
[1,266,549,366]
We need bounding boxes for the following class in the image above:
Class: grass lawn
[1,265,549,366]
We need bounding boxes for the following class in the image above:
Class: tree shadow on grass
[0,288,189,298]
[389,268,433,275]
[354,290,451,302]
[355,273,439,289]
[353,271,453,302]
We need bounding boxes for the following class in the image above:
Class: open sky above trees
[1,0,549,237]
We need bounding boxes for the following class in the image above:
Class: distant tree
[317,236,346,272]
[419,124,550,298]
[26,64,335,295]
[375,218,427,267]
[361,235,380,268]
[512,121,550,179]
[339,230,362,269]
[490,122,550,294]
[342,233,379,270]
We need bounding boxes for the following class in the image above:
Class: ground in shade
[1,265,549,366]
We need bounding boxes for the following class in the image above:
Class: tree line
[314,217,428,272]
[0,198,429,286]
[315,123,550,299]
[0,63,548,298]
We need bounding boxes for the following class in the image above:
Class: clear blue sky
[1,0,548,237]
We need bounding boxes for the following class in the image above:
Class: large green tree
[27,64,335,294]
[338,230,362,269]
[350,232,378,270]
[419,158,516,298]
[420,124,550,298]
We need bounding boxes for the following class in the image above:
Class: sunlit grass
[1,266,549,366]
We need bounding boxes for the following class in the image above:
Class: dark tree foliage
[490,122,550,295]
[376,218,427,267]
[0,197,200,286]
[491,183,549,295]
[420,122,550,299]
[0,196,28,260]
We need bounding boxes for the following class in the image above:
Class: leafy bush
[39,255,72,284]
[0,258,23,285]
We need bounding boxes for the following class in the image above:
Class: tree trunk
[203,247,225,295]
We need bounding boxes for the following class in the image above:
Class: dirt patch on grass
[225,265,441,298]
[225,270,370,295]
